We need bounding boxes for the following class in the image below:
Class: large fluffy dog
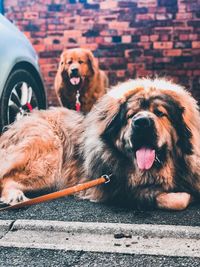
[1,78,200,210]
[54,48,108,113]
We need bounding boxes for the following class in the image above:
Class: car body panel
[0,14,45,98]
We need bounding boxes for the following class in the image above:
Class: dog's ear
[59,49,68,70]
[169,103,193,155]
[86,50,98,75]
[174,108,193,155]
[55,49,68,91]
[101,101,127,142]
[85,93,126,138]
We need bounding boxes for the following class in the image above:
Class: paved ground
[1,248,200,267]
[0,196,200,226]
[0,197,200,266]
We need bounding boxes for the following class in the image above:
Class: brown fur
[1,78,200,210]
[54,48,108,113]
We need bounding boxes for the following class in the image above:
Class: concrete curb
[9,219,200,239]
[0,219,200,257]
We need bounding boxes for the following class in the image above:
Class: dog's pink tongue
[70,77,80,85]
[136,147,155,170]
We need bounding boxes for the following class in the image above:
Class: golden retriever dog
[1,78,200,210]
[54,48,108,113]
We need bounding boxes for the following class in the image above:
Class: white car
[0,14,47,132]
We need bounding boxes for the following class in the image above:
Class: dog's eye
[78,60,84,64]
[154,109,166,117]
[67,60,72,65]
[60,61,64,65]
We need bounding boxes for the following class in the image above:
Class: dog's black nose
[132,116,153,129]
[71,68,79,76]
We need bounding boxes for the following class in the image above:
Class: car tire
[0,68,46,132]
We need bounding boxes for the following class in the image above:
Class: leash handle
[0,175,111,211]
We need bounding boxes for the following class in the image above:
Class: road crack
[0,220,16,240]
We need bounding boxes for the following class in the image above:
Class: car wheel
[0,68,45,132]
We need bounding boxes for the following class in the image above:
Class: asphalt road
[0,196,200,226]
[1,197,200,267]
[1,247,200,267]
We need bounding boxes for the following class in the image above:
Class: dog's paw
[156,192,192,211]
[0,189,29,206]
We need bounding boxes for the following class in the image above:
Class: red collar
[75,90,81,112]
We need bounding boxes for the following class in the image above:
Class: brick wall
[4,0,200,105]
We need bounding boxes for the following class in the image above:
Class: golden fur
[54,48,108,113]
[1,78,200,210]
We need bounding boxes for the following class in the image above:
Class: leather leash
[0,174,111,211]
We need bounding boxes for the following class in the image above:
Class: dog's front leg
[132,186,165,210]
[156,192,193,211]
[0,179,29,205]
[132,186,193,210]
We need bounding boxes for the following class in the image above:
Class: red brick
[23,32,31,38]
[189,34,198,41]
[138,42,151,49]
[155,57,170,63]
[100,1,117,9]
[98,15,117,24]
[193,70,200,75]
[33,44,46,52]
[179,34,189,41]
[177,3,187,12]
[138,0,157,8]
[109,21,129,30]
[140,35,149,42]
[156,13,173,20]
[104,37,112,43]
[137,70,153,76]
[24,12,39,20]
[133,63,145,70]
[31,32,47,38]
[81,44,98,50]
[182,49,192,56]
[150,35,159,42]
[122,35,132,43]
[47,24,56,31]
[164,49,182,57]
[154,27,173,34]
[64,30,82,38]
[176,13,193,20]
[160,34,170,41]
[192,42,200,48]
[4,0,200,106]
[149,7,166,13]
[116,70,126,77]
[136,14,155,20]
[153,42,173,49]
[77,37,87,44]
